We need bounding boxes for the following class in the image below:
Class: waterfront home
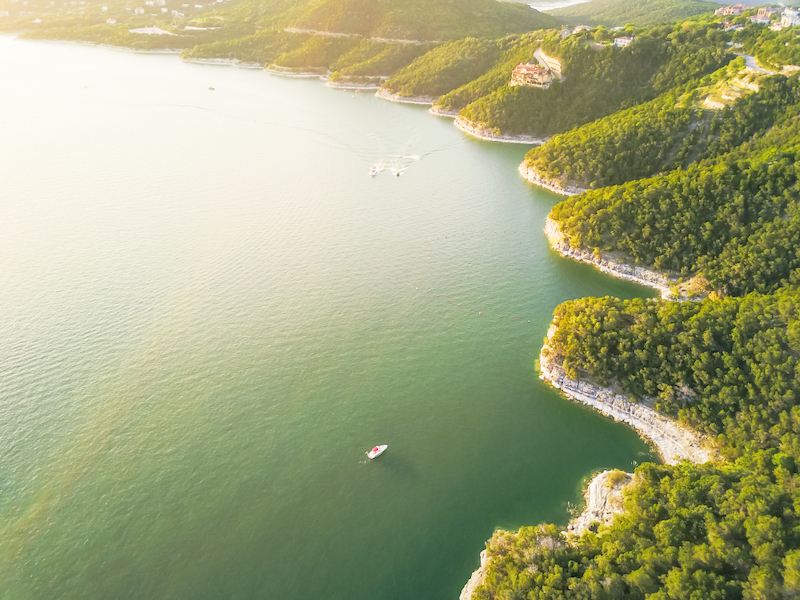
[510,63,553,88]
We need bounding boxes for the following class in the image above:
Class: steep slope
[548,0,717,27]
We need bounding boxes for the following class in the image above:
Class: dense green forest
[277,0,558,41]
[521,67,800,190]
[735,26,800,71]
[457,24,732,138]
[545,292,800,458]
[547,0,717,27]
[382,37,508,97]
[474,290,800,599]
[549,76,800,296]
[435,36,542,110]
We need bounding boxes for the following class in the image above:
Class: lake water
[0,37,656,600]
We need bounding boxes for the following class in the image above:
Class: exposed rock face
[567,470,632,537]
[458,550,489,600]
[374,88,437,104]
[429,105,460,118]
[518,162,587,196]
[540,324,714,465]
[264,64,329,78]
[544,217,685,300]
[454,116,548,145]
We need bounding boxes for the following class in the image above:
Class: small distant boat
[209,86,215,91]
[366,444,387,459]
[369,166,379,177]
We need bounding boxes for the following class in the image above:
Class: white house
[133,6,144,14]
[106,17,115,23]
[781,8,800,27]
[613,36,634,48]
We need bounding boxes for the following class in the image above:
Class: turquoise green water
[0,37,656,600]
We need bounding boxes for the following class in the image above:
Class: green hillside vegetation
[473,288,800,600]
[382,37,507,97]
[17,0,558,73]
[550,77,800,296]
[735,26,800,70]
[547,0,718,27]
[180,28,310,64]
[272,34,361,69]
[434,35,544,111]
[282,0,559,40]
[457,24,730,138]
[521,63,798,189]
[328,41,433,80]
[545,292,800,457]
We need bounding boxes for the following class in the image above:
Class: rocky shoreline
[544,217,685,300]
[374,88,437,104]
[429,105,460,118]
[540,324,713,465]
[566,470,632,538]
[182,56,263,68]
[458,550,489,600]
[264,64,328,78]
[326,78,386,90]
[454,116,547,144]
[518,161,587,196]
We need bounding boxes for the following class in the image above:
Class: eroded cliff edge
[540,324,713,466]
[518,161,587,196]
[544,217,699,301]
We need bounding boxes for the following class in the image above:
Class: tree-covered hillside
[522,67,800,190]
[456,23,731,138]
[382,37,510,98]
[550,78,800,297]
[547,0,717,27]
[279,0,559,41]
[471,289,800,599]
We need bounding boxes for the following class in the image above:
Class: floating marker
[479,312,483,315]
[458,303,461,306]
[500,316,503,318]
[514,318,517,320]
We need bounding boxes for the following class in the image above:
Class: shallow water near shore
[0,36,656,600]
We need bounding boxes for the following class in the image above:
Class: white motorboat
[366,444,387,459]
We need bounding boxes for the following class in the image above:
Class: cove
[0,36,656,600]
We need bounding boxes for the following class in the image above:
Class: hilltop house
[715,3,754,16]
[613,36,634,48]
[510,63,553,88]
[781,7,800,27]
